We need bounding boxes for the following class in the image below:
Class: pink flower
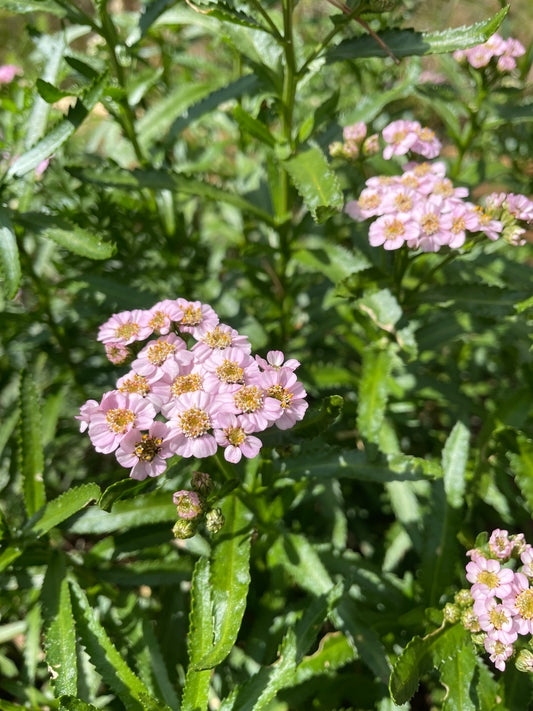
[0,65,21,84]
[105,343,130,365]
[228,384,282,431]
[176,299,219,338]
[97,309,152,346]
[466,555,514,600]
[202,347,260,393]
[345,188,384,221]
[192,324,251,363]
[260,368,308,430]
[131,332,192,381]
[489,529,514,560]
[484,636,514,671]
[115,421,174,479]
[255,350,300,372]
[214,414,262,463]
[477,598,517,644]
[503,572,533,635]
[146,299,183,336]
[411,126,442,159]
[166,390,225,458]
[76,399,99,433]
[382,120,420,160]
[88,391,157,454]
[173,490,204,519]
[368,214,418,250]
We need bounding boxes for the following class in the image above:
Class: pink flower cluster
[345,159,504,252]
[329,121,379,161]
[454,33,525,72]
[77,299,308,480]
[464,529,533,671]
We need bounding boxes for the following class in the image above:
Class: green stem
[247,0,283,42]
[298,6,360,77]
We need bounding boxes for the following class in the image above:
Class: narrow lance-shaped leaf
[41,552,77,696]
[283,147,343,223]
[7,70,109,179]
[18,370,46,518]
[69,578,169,711]
[356,347,393,445]
[24,482,100,539]
[0,206,21,300]
[326,6,509,62]
[193,495,252,670]
[181,556,213,711]
[442,421,469,509]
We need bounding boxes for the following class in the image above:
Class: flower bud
[191,471,213,497]
[206,507,225,534]
[461,608,480,633]
[363,134,379,156]
[443,603,460,624]
[173,490,204,519]
[172,517,198,539]
[454,589,473,608]
[328,141,344,158]
[516,649,533,673]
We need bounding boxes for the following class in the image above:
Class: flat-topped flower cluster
[342,119,533,252]
[460,529,533,671]
[453,32,525,72]
[77,299,308,480]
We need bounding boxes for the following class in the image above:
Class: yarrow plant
[342,120,533,252]
[453,32,525,72]
[448,530,533,672]
[77,298,308,523]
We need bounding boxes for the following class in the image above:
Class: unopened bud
[191,471,213,497]
[362,133,379,156]
[328,141,344,158]
[454,589,473,608]
[173,490,204,519]
[471,632,486,647]
[461,608,480,633]
[206,507,225,534]
[172,517,198,539]
[443,603,460,624]
[516,649,533,673]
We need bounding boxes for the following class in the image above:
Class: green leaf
[36,78,79,104]
[292,395,343,438]
[233,105,276,147]
[440,640,477,711]
[182,557,213,711]
[268,532,333,596]
[66,165,276,226]
[190,1,269,32]
[293,632,356,685]
[7,71,109,179]
[0,207,21,300]
[356,347,393,444]
[18,371,46,518]
[98,478,154,512]
[283,147,343,222]
[69,578,168,711]
[25,483,100,538]
[292,240,371,284]
[326,6,509,61]
[0,0,67,15]
[194,496,252,670]
[442,421,469,509]
[41,552,77,696]
[17,212,116,260]
[509,436,533,514]
[26,33,66,149]
[357,288,402,331]
[389,627,446,704]
[59,696,100,711]
[140,619,180,711]
[67,490,177,534]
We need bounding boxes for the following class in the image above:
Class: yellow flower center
[384,218,405,240]
[267,385,293,409]
[226,426,246,446]
[216,360,244,384]
[178,408,211,438]
[119,374,150,397]
[106,408,136,433]
[421,214,439,236]
[394,193,413,212]
[171,374,203,396]
[147,341,175,366]
[359,193,380,210]
[115,322,139,340]
[134,434,162,461]
[489,608,508,630]
[234,386,263,413]
[182,305,202,326]
[203,327,233,350]
[452,217,465,234]
[516,589,533,619]
[149,311,167,331]
[477,570,499,589]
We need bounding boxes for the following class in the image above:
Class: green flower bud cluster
[172,471,225,539]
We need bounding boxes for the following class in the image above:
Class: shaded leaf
[442,421,469,509]
[0,207,21,300]
[18,371,46,518]
[357,347,393,444]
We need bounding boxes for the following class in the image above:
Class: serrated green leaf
[440,640,477,711]
[293,632,356,685]
[25,483,100,538]
[233,104,276,147]
[327,6,509,61]
[0,207,21,300]
[516,293,533,314]
[17,212,116,260]
[7,71,109,179]
[70,578,167,711]
[67,490,177,534]
[18,371,46,518]
[36,78,78,104]
[98,478,153,512]
[192,0,269,32]
[194,496,252,670]
[41,552,77,696]
[140,619,180,711]
[412,284,528,315]
[26,33,66,149]
[292,242,371,283]
[0,0,67,15]
[283,147,343,222]
[268,532,333,596]
[389,627,446,704]
[357,347,392,444]
[66,166,276,226]
[59,696,100,711]
[357,288,402,330]
[182,557,212,711]
[442,421,469,509]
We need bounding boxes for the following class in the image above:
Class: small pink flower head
[484,635,514,671]
[229,384,282,431]
[192,324,251,363]
[173,490,204,519]
[76,399,100,433]
[411,126,442,159]
[255,350,300,372]
[489,529,514,560]
[88,391,157,454]
[177,299,219,338]
[369,214,419,251]
[466,555,514,600]
[214,413,262,463]
[0,65,22,84]
[98,309,152,346]
[105,343,131,365]
[477,598,517,644]
[146,299,183,336]
[381,119,421,160]
[131,332,191,381]
[260,368,308,430]
[343,122,367,144]
[115,421,173,480]
[166,390,224,458]
[362,133,380,156]
[202,347,260,392]
[345,188,384,222]
[505,572,533,635]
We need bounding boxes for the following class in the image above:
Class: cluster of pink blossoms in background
[454,33,525,72]
[77,298,308,480]
[464,529,533,671]
[342,119,533,252]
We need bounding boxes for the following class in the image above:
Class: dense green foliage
[0,0,532,709]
